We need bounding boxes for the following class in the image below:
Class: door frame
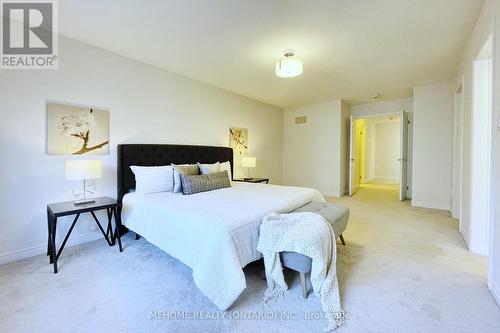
[467,36,494,257]
[358,124,366,184]
[349,116,357,196]
[399,110,409,201]
[479,37,495,291]
[452,81,464,220]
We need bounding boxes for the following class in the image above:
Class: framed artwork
[47,102,109,155]
[229,128,248,155]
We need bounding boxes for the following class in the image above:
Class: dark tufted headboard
[117,144,234,202]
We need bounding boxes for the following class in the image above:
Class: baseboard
[321,191,344,198]
[458,227,470,250]
[411,200,451,212]
[490,278,500,309]
[0,232,103,266]
[371,177,399,184]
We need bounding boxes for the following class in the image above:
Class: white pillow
[130,165,174,194]
[220,161,233,184]
[198,162,220,175]
[172,164,199,193]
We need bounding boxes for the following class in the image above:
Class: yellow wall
[354,119,367,184]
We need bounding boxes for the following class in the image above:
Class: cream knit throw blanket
[257,212,345,331]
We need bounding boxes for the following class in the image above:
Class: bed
[117,144,324,310]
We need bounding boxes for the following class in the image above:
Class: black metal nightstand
[46,197,123,273]
[233,178,270,184]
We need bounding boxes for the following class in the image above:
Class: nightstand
[233,177,270,184]
[46,197,122,273]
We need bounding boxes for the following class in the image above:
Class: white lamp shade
[275,57,303,78]
[241,156,256,168]
[66,160,102,180]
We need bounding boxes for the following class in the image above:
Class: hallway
[327,184,500,331]
[360,182,400,201]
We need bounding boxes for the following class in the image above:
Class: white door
[399,110,409,201]
[349,116,359,196]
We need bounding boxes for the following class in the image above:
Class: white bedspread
[122,182,325,310]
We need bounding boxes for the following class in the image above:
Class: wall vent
[295,115,307,124]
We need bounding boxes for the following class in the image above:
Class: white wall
[282,100,347,196]
[0,36,283,264]
[374,121,401,182]
[412,83,454,211]
[454,0,500,304]
[351,98,413,118]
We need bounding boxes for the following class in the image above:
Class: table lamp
[65,160,102,205]
[241,156,256,180]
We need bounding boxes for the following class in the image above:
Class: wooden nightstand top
[47,197,120,217]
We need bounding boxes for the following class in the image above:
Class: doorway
[349,111,409,201]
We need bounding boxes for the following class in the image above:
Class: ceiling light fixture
[275,51,303,78]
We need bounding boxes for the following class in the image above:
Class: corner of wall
[489,273,500,308]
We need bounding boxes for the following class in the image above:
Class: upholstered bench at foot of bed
[280,201,349,298]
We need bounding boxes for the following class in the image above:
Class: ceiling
[58,0,484,108]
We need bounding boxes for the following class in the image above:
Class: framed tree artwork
[47,102,109,155]
[229,128,248,155]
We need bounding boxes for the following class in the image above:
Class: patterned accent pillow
[180,171,231,195]
[172,164,200,193]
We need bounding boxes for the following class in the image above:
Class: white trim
[351,111,401,120]
[0,232,102,266]
[452,82,464,220]
[411,200,451,212]
[459,224,470,249]
[321,190,345,198]
[349,115,355,196]
[486,54,494,257]
[467,39,494,257]
[487,19,497,304]
[490,278,500,309]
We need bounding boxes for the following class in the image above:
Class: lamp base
[73,198,95,205]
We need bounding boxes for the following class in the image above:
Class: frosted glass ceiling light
[275,51,303,78]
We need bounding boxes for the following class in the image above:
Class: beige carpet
[1,184,499,332]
